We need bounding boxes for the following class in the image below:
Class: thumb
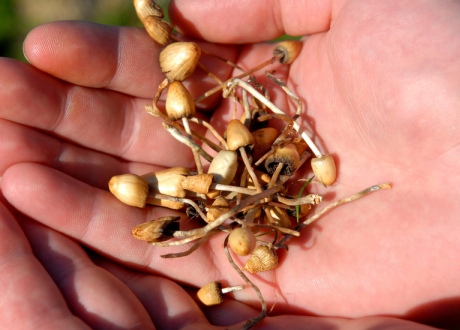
[169,0,334,43]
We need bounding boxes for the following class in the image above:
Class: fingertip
[170,0,334,43]
[23,21,120,88]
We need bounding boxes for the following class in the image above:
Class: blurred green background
[0,0,170,61]
[0,0,297,61]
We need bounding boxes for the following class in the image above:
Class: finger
[23,21,160,98]
[0,119,168,188]
[20,217,155,329]
[92,256,213,329]
[23,21,237,103]
[170,0,337,43]
[2,162,227,284]
[0,202,89,329]
[246,315,437,330]
[93,255,265,328]
[0,58,196,167]
[1,162,278,307]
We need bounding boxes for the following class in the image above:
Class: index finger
[23,20,238,100]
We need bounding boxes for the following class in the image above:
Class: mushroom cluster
[108,1,391,328]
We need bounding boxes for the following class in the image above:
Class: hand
[1,0,458,329]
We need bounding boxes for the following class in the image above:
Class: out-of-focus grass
[1,0,298,62]
[1,0,170,61]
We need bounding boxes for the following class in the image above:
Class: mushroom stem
[265,71,302,120]
[182,117,204,175]
[267,162,284,188]
[197,61,223,84]
[161,230,221,258]
[150,232,207,246]
[162,122,213,163]
[211,183,257,195]
[196,280,245,306]
[239,147,262,193]
[275,183,392,249]
[232,219,301,237]
[241,88,252,128]
[148,192,209,221]
[173,185,284,238]
[221,285,245,294]
[228,78,323,158]
[196,43,245,71]
[146,105,222,153]
[195,54,282,103]
[274,194,322,206]
[188,117,228,150]
[224,236,267,330]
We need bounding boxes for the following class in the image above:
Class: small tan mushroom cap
[264,143,300,176]
[244,245,279,273]
[226,119,254,151]
[228,227,256,256]
[311,154,337,186]
[196,281,223,306]
[273,40,302,64]
[165,81,196,120]
[108,173,149,208]
[160,42,201,82]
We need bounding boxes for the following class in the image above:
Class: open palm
[1,0,459,329]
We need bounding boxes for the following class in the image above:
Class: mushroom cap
[228,227,256,256]
[273,40,302,64]
[264,143,300,176]
[165,81,196,120]
[244,245,279,273]
[142,16,172,46]
[251,127,280,161]
[207,150,238,185]
[196,281,223,306]
[159,42,201,82]
[108,173,149,208]
[134,0,164,20]
[142,167,190,198]
[226,119,254,151]
[311,154,337,186]
[131,216,180,243]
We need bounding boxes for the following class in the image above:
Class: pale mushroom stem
[162,123,213,163]
[148,192,209,222]
[151,232,207,247]
[274,193,322,206]
[253,148,275,167]
[224,237,267,330]
[237,169,249,205]
[228,78,323,158]
[173,185,285,239]
[182,117,204,175]
[211,183,256,195]
[232,218,301,237]
[147,104,222,153]
[239,147,263,193]
[197,62,223,84]
[195,54,282,103]
[188,117,228,150]
[241,88,252,127]
[275,183,392,249]
[267,162,284,188]
[196,44,246,71]
[265,71,303,120]
[160,230,221,258]
[221,285,245,294]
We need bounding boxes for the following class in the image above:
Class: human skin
[0,0,459,328]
